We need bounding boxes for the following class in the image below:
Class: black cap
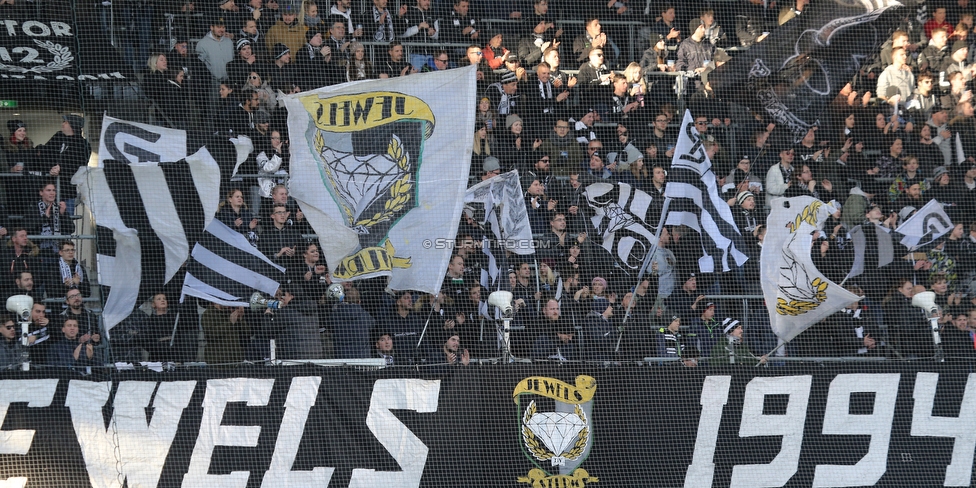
[273,43,291,60]
[62,114,84,132]
[953,40,969,56]
[6,119,25,135]
[254,109,271,125]
[306,27,322,42]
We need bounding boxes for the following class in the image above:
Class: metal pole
[616,197,672,353]
[500,317,513,363]
[20,319,29,371]
[930,317,945,362]
[534,259,541,312]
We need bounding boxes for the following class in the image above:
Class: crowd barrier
[1,363,975,487]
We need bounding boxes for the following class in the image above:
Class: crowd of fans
[5,0,976,369]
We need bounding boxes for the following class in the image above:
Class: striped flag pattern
[845,223,895,283]
[75,118,223,331]
[583,181,658,271]
[182,219,285,307]
[664,110,748,273]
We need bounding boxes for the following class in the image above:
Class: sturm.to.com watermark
[421,237,554,251]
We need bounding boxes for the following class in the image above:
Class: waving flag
[895,199,953,249]
[664,110,748,273]
[284,67,475,294]
[762,196,860,342]
[74,117,225,331]
[465,170,533,256]
[182,220,285,306]
[584,181,658,271]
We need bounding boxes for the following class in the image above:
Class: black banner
[1,364,975,487]
[0,4,132,83]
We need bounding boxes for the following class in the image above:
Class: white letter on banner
[349,379,441,488]
[812,373,900,487]
[730,375,812,488]
[183,378,274,488]
[684,376,732,488]
[65,380,196,488]
[910,372,976,487]
[261,376,334,487]
[0,379,57,488]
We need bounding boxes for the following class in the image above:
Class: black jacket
[35,132,90,199]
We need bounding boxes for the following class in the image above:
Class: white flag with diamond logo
[283,67,476,294]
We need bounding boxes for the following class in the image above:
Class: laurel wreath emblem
[354,136,412,227]
[0,39,73,74]
[521,401,589,463]
[787,200,823,234]
[776,276,828,315]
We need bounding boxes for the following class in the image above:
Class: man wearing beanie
[215,0,246,34]
[226,38,268,87]
[296,27,324,67]
[266,2,307,62]
[269,43,297,91]
[480,156,501,181]
[945,40,973,81]
[733,191,762,281]
[690,301,721,358]
[709,318,767,365]
[484,68,520,116]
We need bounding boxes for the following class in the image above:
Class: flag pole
[534,259,541,312]
[416,299,439,348]
[756,339,787,366]
[169,310,180,348]
[616,196,672,353]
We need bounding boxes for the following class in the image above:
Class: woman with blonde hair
[624,62,647,102]
[624,62,649,123]
[244,71,277,111]
[142,53,170,105]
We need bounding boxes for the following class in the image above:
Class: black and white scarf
[38,200,59,252]
[371,6,395,42]
[539,80,552,100]
[59,258,83,286]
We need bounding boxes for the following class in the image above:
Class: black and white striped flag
[663,110,748,273]
[584,181,658,271]
[182,219,285,306]
[74,117,225,331]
